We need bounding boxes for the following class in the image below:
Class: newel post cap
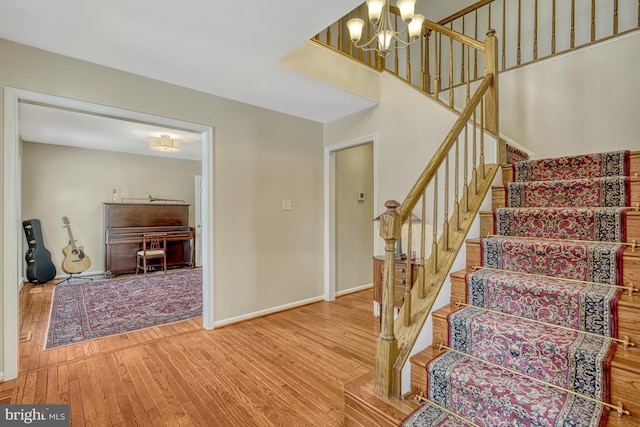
[378,200,402,241]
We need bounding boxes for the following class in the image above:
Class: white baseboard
[335,283,373,297]
[214,295,325,328]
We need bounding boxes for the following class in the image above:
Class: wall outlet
[282,200,292,211]
[357,192,365,201]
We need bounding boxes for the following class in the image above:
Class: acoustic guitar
[61,216,92,274]
[23,219,57,284]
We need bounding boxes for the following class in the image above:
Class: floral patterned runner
[426,351,608,427]
[402,401,475,426]
[513,150,629,182]
[467,269,620,337]
[481,236,624,285]
[449,306,615,398]
[506,176,629,208]
[494,207,626,242]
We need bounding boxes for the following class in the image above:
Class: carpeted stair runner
[506,176,629,208]
[403,150,630,426]
[494,207,626,242]
[512,150,629,182]
[448,306,615,395]
[481,236,625,285]
[466,269,620,337]
[427,351,607,426]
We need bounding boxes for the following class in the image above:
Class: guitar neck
[65,225,77,249]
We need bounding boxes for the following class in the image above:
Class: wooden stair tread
[450,269,466,280]
[618,292,640,309]
[612,349,640,375]
[344,371,418,427]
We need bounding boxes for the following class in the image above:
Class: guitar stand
[56,272,94,286]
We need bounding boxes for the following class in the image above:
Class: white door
[194,175,203,267]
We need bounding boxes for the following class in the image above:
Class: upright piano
[103,203,194,276]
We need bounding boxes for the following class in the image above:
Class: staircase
[405,151,640,426]
[323,1,640,425]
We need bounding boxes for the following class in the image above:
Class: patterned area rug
[513,150,629,182]
[494,207,626,242]
[506,177,629,208]
[481,236,624,285]
[45,269,202,349]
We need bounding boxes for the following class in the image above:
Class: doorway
[324,136,377,302]
[3,88,215,380]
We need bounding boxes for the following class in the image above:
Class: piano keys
[103,203,194,276]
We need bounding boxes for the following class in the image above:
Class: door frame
[3,87,215,380]
[323,135,377,302]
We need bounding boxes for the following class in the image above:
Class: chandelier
[347,0,425,57]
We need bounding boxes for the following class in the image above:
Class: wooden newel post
[484,29,502,163]
[375,200,401,397]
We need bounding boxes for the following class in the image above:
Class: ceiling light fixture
[149,134,181,152]
[347,0,424,57]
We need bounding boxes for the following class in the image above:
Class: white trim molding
[323,135,378,302]
[3,87,215,380]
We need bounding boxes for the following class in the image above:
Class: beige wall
[0,38,324,374]
[335,143,374,292]
[499,32,640,158]
[21,142,201,274]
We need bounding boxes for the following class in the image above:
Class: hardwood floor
[4,278,379,426]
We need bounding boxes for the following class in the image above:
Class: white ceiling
[1,0,478,160]
[0,0,375,160]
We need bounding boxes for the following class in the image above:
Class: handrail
[438,0,494,26]
[397,74,493,224]
[388,5,486,51]
[421,18,485,52]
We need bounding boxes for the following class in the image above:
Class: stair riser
[480,211,640,243]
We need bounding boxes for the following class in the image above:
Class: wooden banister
[375,26,500,397]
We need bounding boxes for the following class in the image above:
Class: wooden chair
[136,233,167,275]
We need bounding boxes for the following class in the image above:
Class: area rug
[494,207,626,242]
[513,150,629,182]
[427,351,608,427]
[45,269,202,349]
[506,176,629,208]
